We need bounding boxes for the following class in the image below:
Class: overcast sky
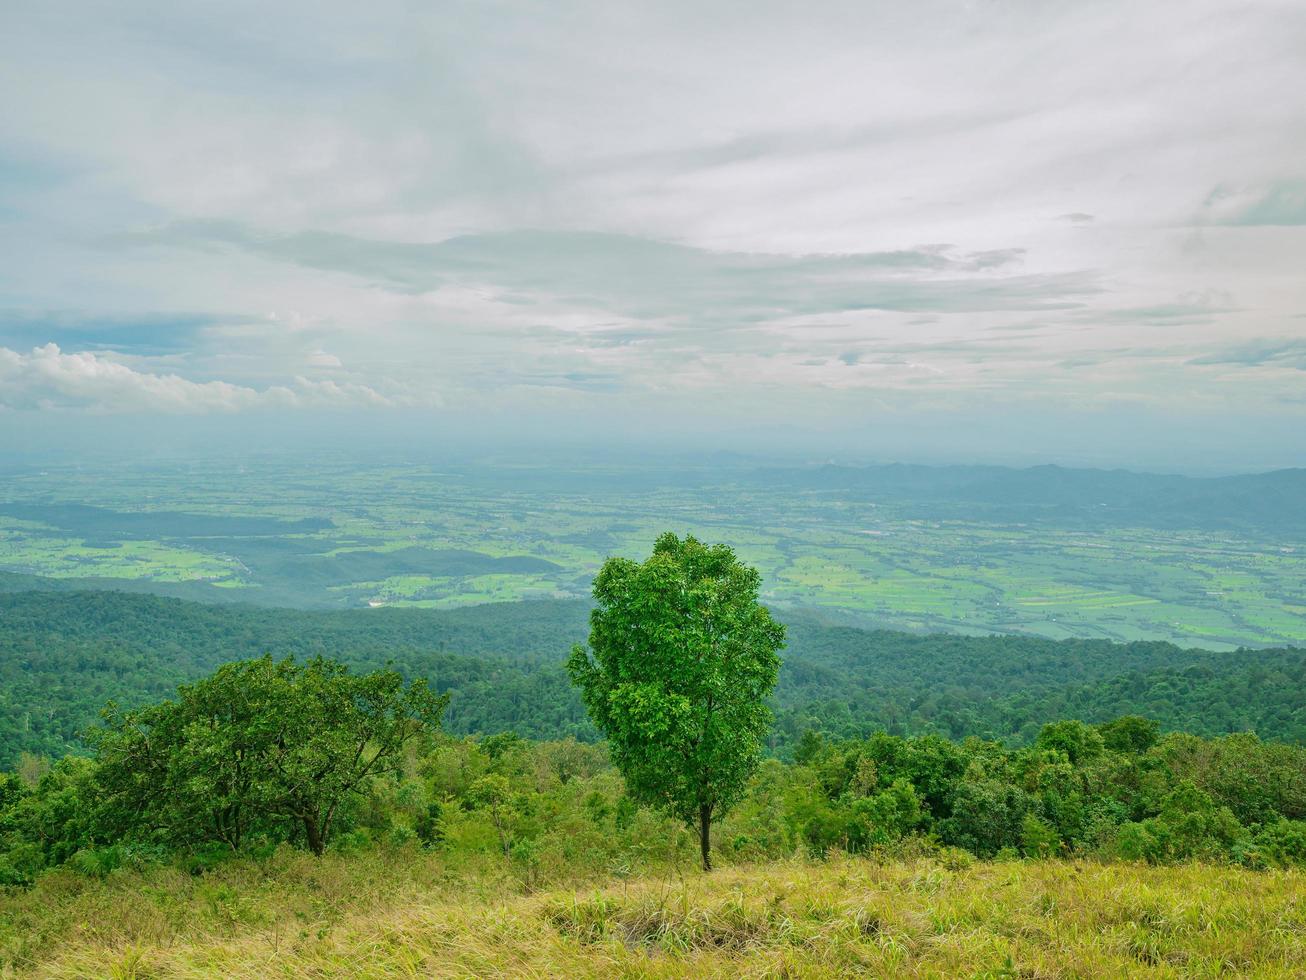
[1,0,1304,470]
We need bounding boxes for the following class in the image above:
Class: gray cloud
[1188,339,1306,371]
[0,0,1303,465]
[1087,292,1237,327]
[1203,181,1306,227]
[123,223,1089,323]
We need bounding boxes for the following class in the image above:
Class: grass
[3,850,1304,977]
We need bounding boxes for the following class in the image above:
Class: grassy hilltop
[4,715,1305,977]
[6,850,1304,978]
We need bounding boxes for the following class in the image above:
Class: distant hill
[746,463,1306,534]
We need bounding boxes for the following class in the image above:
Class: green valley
[1,457,1302,648]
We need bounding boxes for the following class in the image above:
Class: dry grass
[3,850,1303,978]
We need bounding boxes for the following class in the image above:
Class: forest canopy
[2,590,1303,766]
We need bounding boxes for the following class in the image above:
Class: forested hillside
[2,589,1302,764]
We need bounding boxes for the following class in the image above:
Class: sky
[1,0,1304,471]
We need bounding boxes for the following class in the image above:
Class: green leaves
[568,533,785,868]
[90,656,448,855]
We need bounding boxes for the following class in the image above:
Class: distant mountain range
[745,463,1306,534]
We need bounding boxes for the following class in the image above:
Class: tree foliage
[92,656,447,855]
[568,533,785,868]
[1,710,1306,886]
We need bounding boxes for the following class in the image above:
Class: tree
[567,532,785,870]
[93,656,448,855]
[466,774,529,858]
[1098,715,1160,754]
[1035,720,1105,765]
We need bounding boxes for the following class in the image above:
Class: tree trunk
[698,803,713,871]
[303,815,325,856]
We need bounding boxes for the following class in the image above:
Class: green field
[0,458,1302,648]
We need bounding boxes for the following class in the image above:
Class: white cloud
[0,344,411,413]
[307,350,343,368]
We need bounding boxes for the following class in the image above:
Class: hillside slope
[1,589,1302,763]
[5,851,1303,978]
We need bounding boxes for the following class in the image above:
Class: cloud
[1188,339,1306,371]
[0,309,250,355]
[1202,181,1306,226]
[307,350,343,368]
[125,223,1090,324]
[0,0,1304,465]
[0,343,414,412]
[1088,291,1237,326]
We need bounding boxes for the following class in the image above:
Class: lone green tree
[567,532,785,870]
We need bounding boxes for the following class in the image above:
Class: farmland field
[0,456,1302,649]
